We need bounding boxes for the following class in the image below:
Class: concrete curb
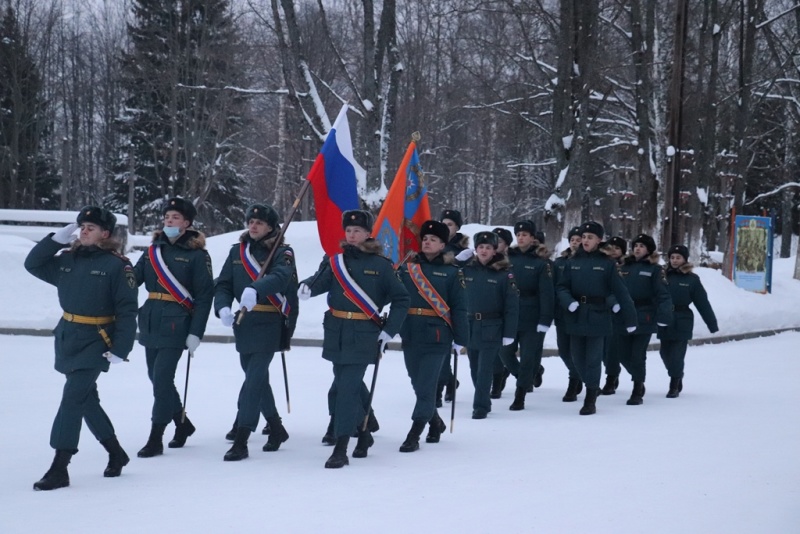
[2,326,799,355]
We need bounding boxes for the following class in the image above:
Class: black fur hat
[492,227,513,247]
[668,244,689,261]
[246,203,280,228]
[342,210,373,232]
[567,226,583,239]
[633,233,657,254]
[607,236,628,255]
[514,220,536,235]
[77,206,116,233]
[581,221,604,239]
[473,231,499,249]
[440,209,463,229]
[163,197,197,224]
[420,220,450,244]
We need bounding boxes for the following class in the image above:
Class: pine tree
[0,5,57,209]
[111,0,247,232]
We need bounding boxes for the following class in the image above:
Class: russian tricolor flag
[306,105,363,256]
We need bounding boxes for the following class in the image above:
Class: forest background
[1,0,799,264]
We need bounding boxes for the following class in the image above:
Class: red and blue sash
[329,254,382,326]
[148,245,194,310]
[407,263,452,328]
[239,242,290,317]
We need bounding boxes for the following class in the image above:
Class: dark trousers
[556,325,579,380]
[331,363,369,438]
[467,347,499,413]
[50,368,114,452]
[437,352,454,387]
[619,333,652,383]
[603,333,622,377]
[236,351,276,431]
[327,378,370,416]
[570,335,605,389]
[659,339,689,378]
[403,346,448,422]
[145,347,184,425]
[500,330,545,390]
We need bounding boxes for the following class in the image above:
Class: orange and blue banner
[373,141,431,264]
[307,105,362,257]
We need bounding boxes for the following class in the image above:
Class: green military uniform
[553,248,582,390]
[214,227,298,455]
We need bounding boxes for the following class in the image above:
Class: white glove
[626,326,636,333]
[239,287,258,311]
[52,222,79,244]
[502,337,514,346]
[455,249,475,262]
[219,307,234,327]
[657,323,668,327]
[452,342,464,354]
[537,324,550,333]
[186,334,201,353]
[103,352,124,364]
[378,331,392,353]
[298,283,312,301]
[612,304,621,313]
[568,301,579,312]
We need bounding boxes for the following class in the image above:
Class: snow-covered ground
[1,224,799,532]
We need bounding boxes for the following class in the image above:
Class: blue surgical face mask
[162,226,181,239]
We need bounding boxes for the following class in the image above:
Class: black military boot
[444,378,459,402]
[580,387,599,415]
[399,420,427,453]
[678,378,683,392]
[352,430,374,458]
[324,436,350,469]
[137,423,167,458]
[262,416,289,452]
[321,416,336,446]
[490,373,504,399]
[33,450,72,491]
[100,436,130,477]
[562,378,582,402]
[601,374,619,395]
[533,365,545,388]
[666,377,681,398]
[225,417,238,441]
[367,410,380,433]
[509,387,527,411]
[224,427,251,461]
[627,381,646,405]
[435,383,444,408]
[261,421,271,435]
[425,412,447,443]
[168,411,196,448]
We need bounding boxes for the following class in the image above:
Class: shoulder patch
[124,265,136,289]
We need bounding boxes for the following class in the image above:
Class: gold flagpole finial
[411,131,421,142]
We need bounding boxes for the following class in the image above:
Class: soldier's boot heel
[325,436,350,468]
[224,427,251,461]
[33,450,72,491]
[137,423,167,458]
[399,420,427,453]
[352,430,374,458]
[101,436,129,477]
[262,416,289,452]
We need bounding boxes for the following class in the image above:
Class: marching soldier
[298,210,409,468]
[618,234,673,405]
[658,245,718,397]
[554,226,583,402]
[489,226,513,399]
[600,236,627,395]
[556,221,637,415]
[498,220,554,410]
[397,221,469,451]
[133,197,213,458]
[214,204,298,461]
[25,207,137,490]
[462,231,519,419]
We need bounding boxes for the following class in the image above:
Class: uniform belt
[575,296,605,305]
[633,298,652,307]
[148,292,178,302]
[408,307,439,317]
[251,304,280,313]
[469,312,502,321]
[62,312,115,325]
[673,304,690,312]
[329,308,372,320]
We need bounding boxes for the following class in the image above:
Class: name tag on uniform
[679,283,689,287]
[174,257,190,263]
[90,270,107,276]
[233,260,243,265]
[432,271,447,277]
[363,269,379,276]
[639,271,652,277]
[524,265,535,270]
[571,266,581,271]
[59,267,72,272]
[465,277,474,282]
[593,266,605,271]
[487,279,497,284]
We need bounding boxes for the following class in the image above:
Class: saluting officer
[299,210,409,468]
[553,226,583,402]
[556,221,637,415]
[618,234,673,405]
[462,231,519,419]
[397,220,469,451]
[499,220,554,411]
[25,207,138,490]
[658,245,718,397]
[214,204,298,461]
[133,197,214,458]
[600,236,627,395]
